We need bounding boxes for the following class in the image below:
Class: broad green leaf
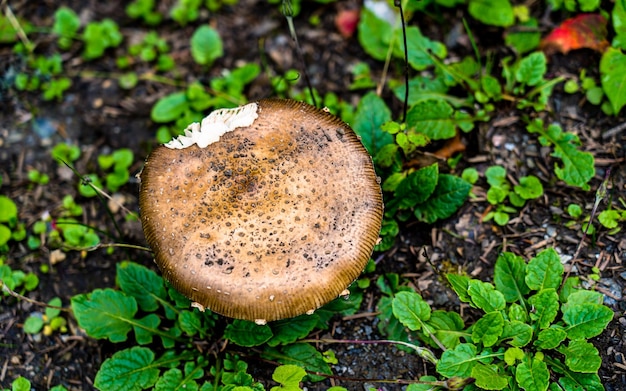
[515,175,543,199]
[10,377,31,391]
[557,373,603,391]
[516,52,547,87]
[392,291,431,331]
[352,92,393,156]
[225,320,273,347]
[190,25,223,65]
[267,314,319,347]
[134,314,160,345]
[155,368,194,391]
[71,289,137,342]
[559,340,601,373]
[422,310,465,349]
[116,261,166,312]
[525,248,563,291]
[393,163,438,209]
[534,326,567,349]
[414,174,471,224]
[472,311,504,347]
[178,310,202,337]
[501,320,533,347]
[0,195,18,223]
[515,356,549,391]
[528,288,559,329]
[446,274,471,303]
[376,295,412,349]
[566,289,604,305]
[263,343,331,382]
[52,7,80,49]
[23,315,44,334]
[560,276,581,303]
[613,0,626,49]
[505,18,541,54]
[94,347,159,391]
[600,47,626,114]
[0,224,10,247]
[508,303,528,322]
[504,347,525,366]
[357,8,394,61]
[562,302,613,339]
[468,280,506,312]
[271,365,307,391]
[395,27,447,71]
[436,343,478,378]
[485,165,507,187]
[494,252,530,303]
[406,99,455,140]
[151,92,188,123]
[471,363,510,390]
[393,75,452,107]
[468,0,515,27]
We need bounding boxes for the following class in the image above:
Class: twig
[1,282,70,312]
[602,121,626,139]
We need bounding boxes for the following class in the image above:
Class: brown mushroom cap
[139,99,383,324]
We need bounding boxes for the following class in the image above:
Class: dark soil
[1,1,625,390]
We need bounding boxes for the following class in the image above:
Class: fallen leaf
[541,14,609,55]
[335,9,360,38]
[433,131,466,159]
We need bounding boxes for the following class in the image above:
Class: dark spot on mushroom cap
[139,99,383,323]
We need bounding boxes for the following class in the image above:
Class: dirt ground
[1,0,625,390]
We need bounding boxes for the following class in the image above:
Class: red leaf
[541,14,609,55]
[335,9,360,38]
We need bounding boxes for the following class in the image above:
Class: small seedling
[23,297,68,335]
[27,169,50,185]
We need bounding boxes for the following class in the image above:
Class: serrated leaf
[525,248,563,291]
[225,320,273,347]
[155,368,194,391]
[471,363,510,390]
[178,310,202,337]
[94,347,159,391]
[600,47,626,114]
[406,99,455,140]
[472,311,504,347]
[414,174,471,224]
[559,340,602,373]
[394,163,439,209]
[494,252,530,303]
[515,356,549,391]
[71,289,137,342]
[116,261,167,312]
[516,52,547,86]
[190,25,223,65]
[267,314,319,347]
[395,26,447,71]
[436,343,478,378]
[562,302,614,339]
[528,288,559,329]
[134,314,160,345]
[352,92,393,156]
[468,0,514,27]
[535,326,567,349]
[501,320,533,347]
[468,280,506,312]
[271,365,307,390]
[392,291,431,331]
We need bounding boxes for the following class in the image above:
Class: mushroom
[139,99,383,324]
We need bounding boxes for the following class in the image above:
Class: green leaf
[494,252,530,303]
[504,347,525,366]
[529,288,559,329]
[151,92,188,123]
[436,343,478,378]
[516,52,547,87]
[468,0,515,27]
[515,356,549,391]
[52,7,80,49]
[352,92,393,156]
[515,175,543,199]
[414,174,471,224]
[357,8,394,61]
[0,195,18,223]
[598,209,621,229]
[190,25,223,66]
[116,261,167,312]
[267,314,319,347]
[468,280,506,312]
[94,347,159,391]
[392,291,431,331]
[557,372,603,391]
[600,47,626,114]
[526,120,595,190]
[534,326,567,349]
[23,315,44,334]
[422,311,465,349]
[393,163,439,209]
[471,363,510,390]
[71,289,137,342]
[271,365,307,391]
[395,26,447,71]
[446,274,471,303]
[562,302,614,340]
[613,0,626,49]
[501,320,533,347]
[505,18,541,54]
[406,99,455,140]
[263,343,331,382]
[134,314,160,345]
[525,248,563,291]
[225,320,273,347]
[472,311,504,347]
[559,340,602,373]
[178,310,202,337]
